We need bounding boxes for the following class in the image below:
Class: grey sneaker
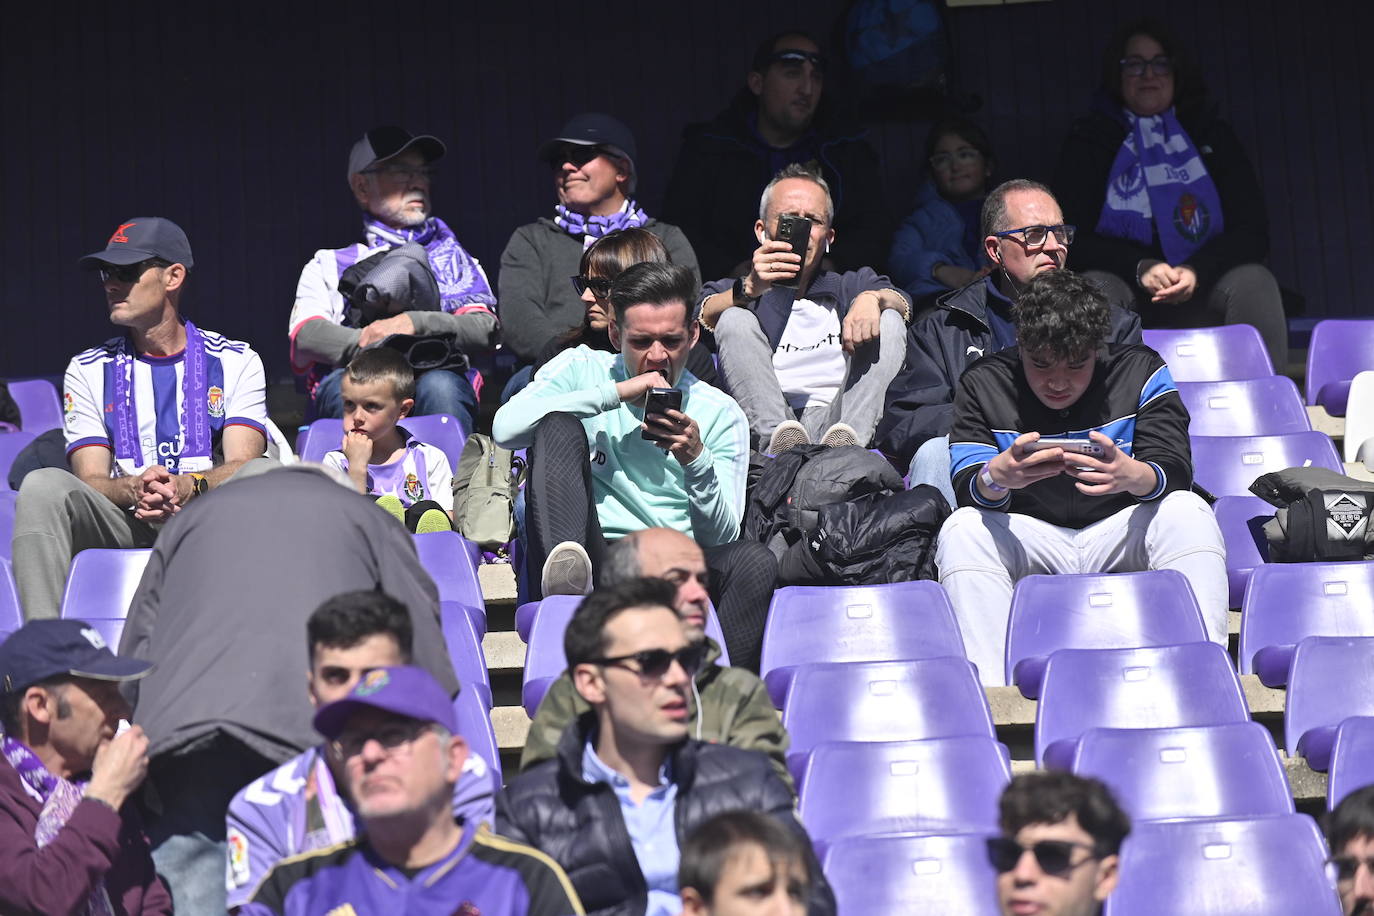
[541,541,594,597]
[767,420,811,456]
[820,422,861,449]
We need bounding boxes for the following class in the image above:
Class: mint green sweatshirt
[493,346,749,546]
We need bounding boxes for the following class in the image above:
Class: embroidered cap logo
[355,669,390,696]
[109,222,136,244]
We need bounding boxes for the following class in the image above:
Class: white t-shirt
[771,296,846,410]
[322,438,453,511]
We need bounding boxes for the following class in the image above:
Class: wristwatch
[731,275,759,308]
[189,473,209,498]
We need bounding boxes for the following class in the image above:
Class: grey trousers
[715,306,907,447]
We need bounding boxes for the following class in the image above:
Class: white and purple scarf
[553,199,650,249]
[112,319,212,472]
[2,736,116,915]
[363,217,496,314]
[1097,107,1224,265]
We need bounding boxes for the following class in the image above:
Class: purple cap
[0,619,152,696]
[78,217,194,269]
[313,665,457,740]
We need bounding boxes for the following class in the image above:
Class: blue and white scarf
[553,199,650,249]
[112,319,212,472]
[363,217,496,314]
[1097,107,1224,265]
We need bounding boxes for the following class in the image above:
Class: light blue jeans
[907,435,957,507]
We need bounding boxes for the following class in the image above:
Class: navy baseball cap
[347,126,446,180]
[313,665,457,740]
[0,619,152,696]
[537,113,638,170]
[78,217,194,270]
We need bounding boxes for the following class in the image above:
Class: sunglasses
[1120,55,1173,78]
[985,837,1100,877]
[590,642,708,679]
[330,720,435,759]
[765,50,828,73]
[547,144,603,170]
[993,224,1076,248]
[98,258,169,284]
[571,274,613,298]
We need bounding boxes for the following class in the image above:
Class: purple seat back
[1215,495,1274,606]
[1189,432,1342,498]
[1006,570,1208,698]
[1176,377,1311,436]
[760,581,965,707]
[0,491,17,559]
[518,595,730,662]
[1329,716,1374,809]
[1142,325,1274,381]
[8,379,63,433]
[412,531,483,610]
[1284,635,1374,770]
[0,431,37,491]
[823,832,1001,914]
[1068,723,1293,822]
[1035,642,1249,767]
[439,602,490,709]
[297,414,468,472]
[1306,319,1374,416]
[70,617,126,650]
[0,560,22,637]
[1238,561,1374,685]
[1105,815,1341,916]
[521,597,580,718]
[452,679,502,791]
[59,548,152,621]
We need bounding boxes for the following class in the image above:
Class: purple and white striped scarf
[363,217,496,314]
[2,736,116,915]
[553,199,650,249]
[112,320,211,471]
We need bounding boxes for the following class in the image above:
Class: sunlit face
[1120,33,1175,118]
[308,633,406,708]
[341,376,413,443]
[581,267,613,333]
[758,178,834,285]
[985,190,1069,286]
[36,678,130,777]
[555,148,630,216]
[683,844,809,916]
[354,149,432,228]
[102,261,176,330]
[574,605,693,749]
[751,37,823,137]
[609,300,699,388]
[636,528,711,638]
[340,708,466,822]
[930,132,991,202]
[996,816,1118,916]
[1021,349,1096,411]
[1336,833,1374,916]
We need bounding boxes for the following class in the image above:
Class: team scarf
[112,319,212,471]
[363,217,497,313]
[1097,107,1225,265]
[2,736,117,915]
[553,199,650,249]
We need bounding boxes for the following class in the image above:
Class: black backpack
[1252,467,1374,562]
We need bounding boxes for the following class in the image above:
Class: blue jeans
[907,435,957,508]
[313,366,477,432]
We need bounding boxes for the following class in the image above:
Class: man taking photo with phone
[697,164,912,455]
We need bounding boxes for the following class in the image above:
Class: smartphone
[771,214,812,289]
[641,387,683,441]
[1023,437,1106,457]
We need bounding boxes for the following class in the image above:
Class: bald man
[519,527,792,793]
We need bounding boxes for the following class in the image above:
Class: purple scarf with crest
[553,199,650,249]
[112,320,211,470]
[363,217,496,313]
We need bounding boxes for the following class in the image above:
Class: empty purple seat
[1006,570,1208,699]
[1035,642,1249,768]
[799,736,1009,852]
[1328,716,1374,809]
[452,677,502,792]
[412,532,485,636]
[0,560,22,637]
[515,599,540,643]
[1142,325,1274,382]
[1214,495,1274,607]
[0,431,37,491]
[521,598,579,718]
[761,581,965,707]
[1284,635,1374,770]
[1105,814,1341,915]
[7,379,63,433]
[1306,319,1374,416]
[1238,561,1374,686]
[781,658,994,786]
[59,548,153,621]
[440,602,490,709]
[1176,377,1311,436]
[1067,723,1293,822]
[823,832,1001,914]
[297,414,468,471]
[1189,432,1342,498]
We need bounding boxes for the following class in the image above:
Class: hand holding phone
[1021,437,1106,458]
[770,214,811,289]
[641,387,683,441]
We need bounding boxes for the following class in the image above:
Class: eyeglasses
[929,147,983,171]
[1329,854,1374,883]
[98,259,170,284]
[993,224,1076,248]
[1120,55,1173,78]
[986,837,1100,877]
[547,144,603,170]
[763,50,828,73]
[331,720,434,759]
[590,643,708,679]
[362,164,436,184]
[571,274,613,298]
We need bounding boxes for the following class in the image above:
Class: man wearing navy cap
[243,665,583,916]
[12,217,270,619]
[0,619,171,913]
[289,126,498,433]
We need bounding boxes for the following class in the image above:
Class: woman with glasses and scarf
[1054,18,1288,371]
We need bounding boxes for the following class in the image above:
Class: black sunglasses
[985,837,1099,877]
[98,258,169,284]
[547,144,602,170]
[571,274,613,298]
[590,643,708,679]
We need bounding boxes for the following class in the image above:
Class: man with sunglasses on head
[988,771,1130,916]
[497,578,832,916]
[13,217,269,620]
[878,179,1140,504]
[1326,784,1374,915]
[289,126,498,434]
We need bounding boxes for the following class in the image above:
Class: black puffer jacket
[496,714,835,916]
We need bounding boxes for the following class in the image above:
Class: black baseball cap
[78,217,194,270]
[347,126,446,180]
[0,619,152,696]
[537,113,637,170]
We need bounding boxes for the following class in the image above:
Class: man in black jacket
[496,579,833,916]
[936,270,1226,685]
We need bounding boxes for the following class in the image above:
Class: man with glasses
[289,126,497,434]
[878,179,1140,504]
[13,217,269,619]
[988,771,1129,916]
[242,665,583,915]
[1327,785,1374,915]
[497,578,834,916]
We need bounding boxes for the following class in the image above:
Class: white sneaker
[767,420,811,456]
[541,541,593,597]
[820,422,861,449]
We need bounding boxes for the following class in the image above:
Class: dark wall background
[4,0,1370,381]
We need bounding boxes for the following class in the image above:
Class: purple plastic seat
[1328,716,1374,809]
[0,431,37,491]
[760,581,965,707]
[518,594,731,663]
[59,548,153,621]
[8,379,63,433]
[521,598,579,718]
[781,658,994,786]
[1284,635,1374,771]
[823,832,1001,914]
[412,532,485,637]
[0,491,17,559]
[1142,325,1274,382]
[1176,377,1311,436]
[1105,814,1341,915]
[1214,495,1274,607]
[439,602,491,709]
[1067,723,1293,822]
[1238,560,1374,686]
[799,736,1009,853]
[452,678,502,792]
[1189,432,1342,498]
[1306,319,1374,416]
[71,617,126,650]
[297,414,468,472]
[1006,570,1208,699]
[1034,642,1249,768]
[0,560,22,637]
